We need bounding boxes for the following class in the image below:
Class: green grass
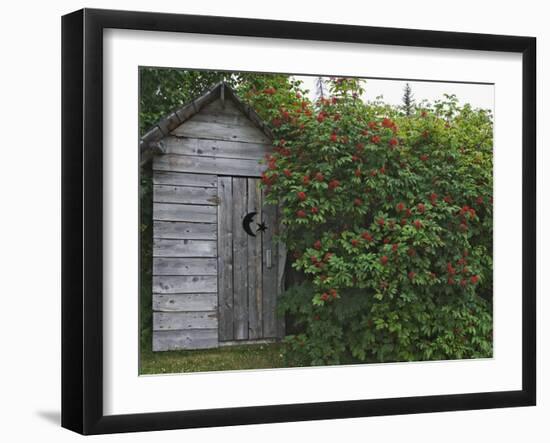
[140,343,288,375]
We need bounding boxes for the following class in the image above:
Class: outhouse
[140,82,286,351]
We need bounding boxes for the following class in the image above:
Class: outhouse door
[217,176,281,342]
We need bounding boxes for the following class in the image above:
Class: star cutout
[256,221,268,233]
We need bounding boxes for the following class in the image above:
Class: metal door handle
[266,249,272,269]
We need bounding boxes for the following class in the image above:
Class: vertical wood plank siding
[247,179,263,339]
[217,176,234,341]
[232,177,249,340]
[261,198,279,338]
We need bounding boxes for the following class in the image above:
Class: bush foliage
[240,76,493,365]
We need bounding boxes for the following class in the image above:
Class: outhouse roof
[140,82,274,165]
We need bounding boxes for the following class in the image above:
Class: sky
[294,75,494,112]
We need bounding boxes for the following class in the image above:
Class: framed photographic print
[61,8,536,435]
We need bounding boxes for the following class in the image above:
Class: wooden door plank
[232,177,249,340]
[153,185,219,205]
[217,176,234,341]
[153,257,217,276]
[276,209,287,339]
[153,239,216,258]
[153,221,217,240]
[153,311,218,330]
[153,203,217,223]
[262,197,279,338]
[247,178,263,339]
[153,275,217,294]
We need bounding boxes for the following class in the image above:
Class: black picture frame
[61,8,536,435]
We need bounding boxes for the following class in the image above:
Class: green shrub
[244,77,493,365]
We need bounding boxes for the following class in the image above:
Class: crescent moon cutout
[242,212,257,237]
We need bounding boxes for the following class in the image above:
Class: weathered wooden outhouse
[140,82,285,351]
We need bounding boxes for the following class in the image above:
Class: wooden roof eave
[139,82,274,167]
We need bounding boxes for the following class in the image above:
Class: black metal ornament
[242,212,267,236]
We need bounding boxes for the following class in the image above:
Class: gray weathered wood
[189,110,254,127]
[262,198,279,338]
[153,257,217,276]
[153,221,217,240]
[153,171,217,187]
[153,311,218,330]
[173,85,220,124]
[153,293,217,312]
[153,275,217,294]
[276,206,286,338]
[192,100,270,138]
[141,126,164,145]
[153,185,219,205]
[162,136,272,160]
[201,98,245,116]
[146,84,286,350]
[171,120,270,144]
[153,239,216,258]
[157,111,181,136]
[153,329,218,351]
[224,87,273,140]
[153,203,217,223]
[232,178,249,340]
[218,338,276,348]
[247,178,263,339]
[153,154,265,178]
[217,176,234,341]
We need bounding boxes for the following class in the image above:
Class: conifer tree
[402,82,415,116]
